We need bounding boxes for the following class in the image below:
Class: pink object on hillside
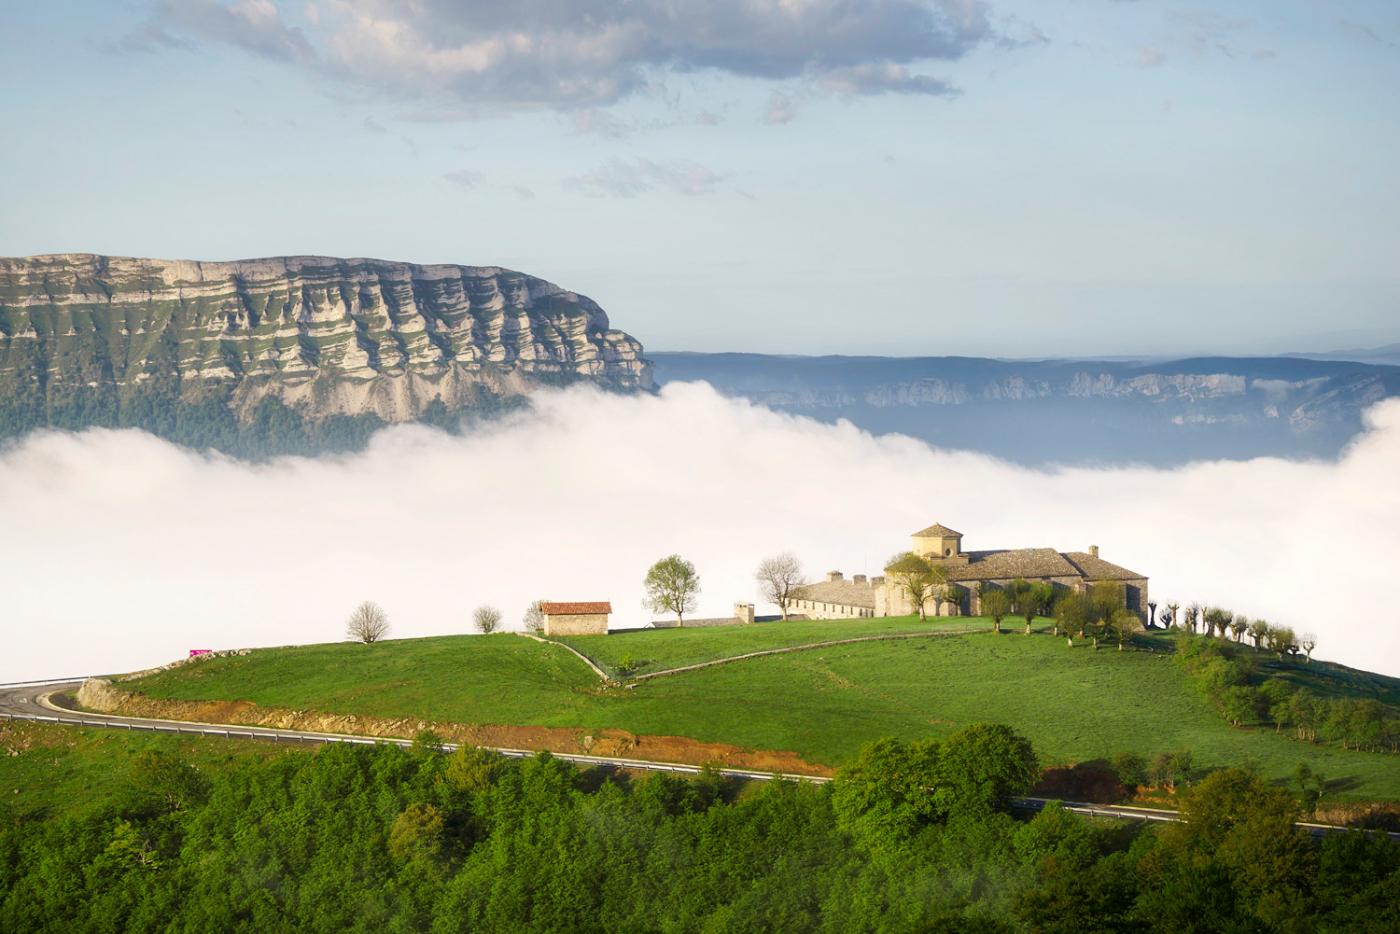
[188,649,212,657]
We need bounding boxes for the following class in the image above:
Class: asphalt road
[3,679,1395,841]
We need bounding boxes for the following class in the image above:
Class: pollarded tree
[1054,591,1090,646]
[940,583,965,618]
[1230,614,1248,643]
[473,605,502,634]
[1108,609,1139,652]
[755,553,803,620]
[1009,579,1053,636]
[644,554,701,626]
[1248,618,1269,649]
[1147,601,1158,629]
[980,588,1012,635]
[1300,633,1317,662]
[1088,581,1126,627]
[347,600,390,644]
[1185,603,1202,634]
[1158,607,1175,629]
[885,552,944,622]
[1166,602,1180,629]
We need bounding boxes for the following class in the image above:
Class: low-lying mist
[3,382,1397,684]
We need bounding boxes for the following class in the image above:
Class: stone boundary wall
[632,626,985,683]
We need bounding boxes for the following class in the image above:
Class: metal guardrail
[6,709,1397,841]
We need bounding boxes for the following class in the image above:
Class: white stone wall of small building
[543,613,609,636]
[788,598,874,620]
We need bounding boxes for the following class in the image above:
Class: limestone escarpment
[0,254,652,425]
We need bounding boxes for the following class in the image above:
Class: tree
[1158,607,1175,629]
[1300,633,1317,662]
[347,600,390,644]
[1185,602,1202,633]
[755,553,803,620]
[1088,581,1125,629]
[644,554,701,625]
[1107,609,1138,652]
[1247,618,1269,649]
[1147,600,1157,629]
[473,605,502,634]
[981,588,1012,635]
[1008,579,1052,636]
[1230,614,1248,643]
[1166,601,1180,629]
[884,552,944,621]
[1054,591,1091,646]
[933,723,1040,815]
[522,599,546,634]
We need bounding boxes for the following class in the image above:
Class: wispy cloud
[567,158,727,197]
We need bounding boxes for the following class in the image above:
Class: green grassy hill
[120,618,1400,801]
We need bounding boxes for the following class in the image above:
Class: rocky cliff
[0,254,652,432]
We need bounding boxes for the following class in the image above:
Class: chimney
[1089,545,1099,558]
[826,570,843,582]
[734,603,755,625]
[871,575,885,586]
[853,574,867,584]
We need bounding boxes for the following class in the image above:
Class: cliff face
[0,254,652,424]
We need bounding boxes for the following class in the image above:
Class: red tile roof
[539,602,612,616]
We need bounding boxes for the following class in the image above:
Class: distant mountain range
[1287,343,1400,367]
[651,352,1400,466]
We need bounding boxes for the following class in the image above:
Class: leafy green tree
[830,736,942,855]
[1107,609,1138,651]
[1053,591,1090,645]
[1247,617,1269,649]
[980,588,1012,634]
[388,802,445,861]
[644,554,700,625]
[884,552,943,621]
[933,723,1040,815]
[1008,579,1052,635]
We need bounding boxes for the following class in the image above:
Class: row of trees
[5,725,1399,932]
[1151,601,1317,660]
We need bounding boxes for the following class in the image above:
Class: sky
[1,1,1398,356]
[4,384,1399,682]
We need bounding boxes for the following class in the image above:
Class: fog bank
[2,382,1397,683]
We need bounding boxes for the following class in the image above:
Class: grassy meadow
[121,619,1400,801]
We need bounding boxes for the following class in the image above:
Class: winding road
[2,678,1395,841]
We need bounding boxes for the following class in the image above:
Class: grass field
[123,620,1400,801]
[559,616,983,677]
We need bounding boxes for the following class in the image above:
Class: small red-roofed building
[540,602,612,636]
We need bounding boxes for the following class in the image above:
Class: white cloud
[762,90,800,125]
[3,383,1398,683]
[136,0,998,109]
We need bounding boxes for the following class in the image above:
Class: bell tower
[911,523,964,561]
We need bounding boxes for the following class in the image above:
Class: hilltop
[0,254,651,456]
[102,618,1400,804]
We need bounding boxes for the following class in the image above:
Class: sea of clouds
[2,381,1397,684]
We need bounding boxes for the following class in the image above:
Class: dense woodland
[3,724,1399,933]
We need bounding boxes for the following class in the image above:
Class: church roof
[912,522,962,539]
[945,548,1079,582]
[790,578,878,609]
[1061,552,1146,582]
[539,602,612,615]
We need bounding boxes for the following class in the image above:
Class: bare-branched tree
[1300,632,1317,662]
[347,601,390,644]
[755,553,804,620]
[522,600,546,634]
[473,605,503,634]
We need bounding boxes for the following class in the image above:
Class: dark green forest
[3,724,1398,933]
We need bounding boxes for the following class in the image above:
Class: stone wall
[543,613,608,636]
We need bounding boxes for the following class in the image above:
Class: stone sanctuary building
[787,523,1149,621]
[540,602,612,636]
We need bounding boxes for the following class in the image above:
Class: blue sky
[1,1,1397,357]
